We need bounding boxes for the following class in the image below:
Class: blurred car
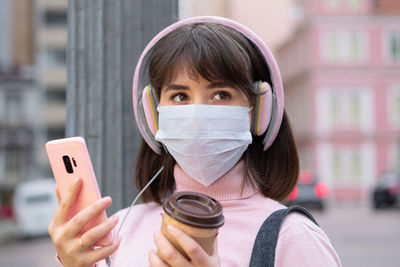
[285,170,330,211]
[13,178,58,238]
[372,171,400,209]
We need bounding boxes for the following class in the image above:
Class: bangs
[149,23,257,102]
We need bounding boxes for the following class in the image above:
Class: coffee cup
[161,191,224,259]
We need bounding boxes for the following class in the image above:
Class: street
[0,203,399,267]
[0,235,56,267]
[314,202,400,267]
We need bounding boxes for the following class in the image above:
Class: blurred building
[36,0,68,170]
[0,0,42,204]
[179,0,296,52]
[0,0,67,204]
[277,0,400,201]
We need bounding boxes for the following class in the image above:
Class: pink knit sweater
[93,161,340,266]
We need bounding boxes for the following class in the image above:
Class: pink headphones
[132,16,284,154]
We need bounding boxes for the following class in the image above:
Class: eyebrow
[164,82,233,92]
[164,84,189,92]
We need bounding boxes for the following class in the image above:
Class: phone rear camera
[62,155,74,174]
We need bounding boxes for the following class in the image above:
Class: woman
[48,16,341,267]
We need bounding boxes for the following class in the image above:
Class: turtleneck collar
[173,160,259,201]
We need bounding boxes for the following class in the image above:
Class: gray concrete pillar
[66,0,178,213]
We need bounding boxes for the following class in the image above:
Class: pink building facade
[277,0,400,201]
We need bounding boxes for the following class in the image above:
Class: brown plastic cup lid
[163,191,224,229]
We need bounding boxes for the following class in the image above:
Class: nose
[191,92,209,105]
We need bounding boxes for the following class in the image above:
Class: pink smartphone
[45,136,113,246]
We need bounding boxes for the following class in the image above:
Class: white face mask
[155,105,252,186]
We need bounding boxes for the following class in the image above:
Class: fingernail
[73,177,80,185]
[111,215,119,223]
[101,196,111,205]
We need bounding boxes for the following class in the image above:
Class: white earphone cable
[106,166,164,267]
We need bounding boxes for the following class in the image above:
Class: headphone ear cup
[251,81,273,136]
[141,85,159,136]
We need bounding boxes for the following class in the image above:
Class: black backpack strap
[249,206,319,267]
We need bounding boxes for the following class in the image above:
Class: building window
[318,87,373,132]
[329,90,363,127]
[387,31,400,62]
[350,33,362,61]
[333,151,342,179]
[47,89,66,102]
[322,31,367,63]
[347,0,361,10]
[388,143,400,170]
[325,0,362,11]
[387,85,400,127]
[324,32,339,62]
[44,11,67,26]
[351,151,361,183]
[332,148,363,186]
[5,146,22,184]
[39,49,66,67]
[6,92,22,126]
[318,144,375,194]
[326,0,341,10]
[350,91,361,124]
[330,91,340,125]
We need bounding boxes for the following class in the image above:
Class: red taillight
[314,182,329,199]
[287,186,298,200]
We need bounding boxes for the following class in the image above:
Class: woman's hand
[48,177,121,267]
[149,225,220,267]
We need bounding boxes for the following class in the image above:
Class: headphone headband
[132,16,284,154]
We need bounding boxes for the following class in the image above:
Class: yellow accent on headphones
[147,86,158,131]
[256,82,264,135]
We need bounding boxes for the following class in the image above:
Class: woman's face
[159,68,251,108]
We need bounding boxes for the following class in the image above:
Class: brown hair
[135,22,298,204]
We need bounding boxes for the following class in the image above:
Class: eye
[171,93,188,102]
[213,91,231,101]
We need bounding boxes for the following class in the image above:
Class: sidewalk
[0,219,18,243]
